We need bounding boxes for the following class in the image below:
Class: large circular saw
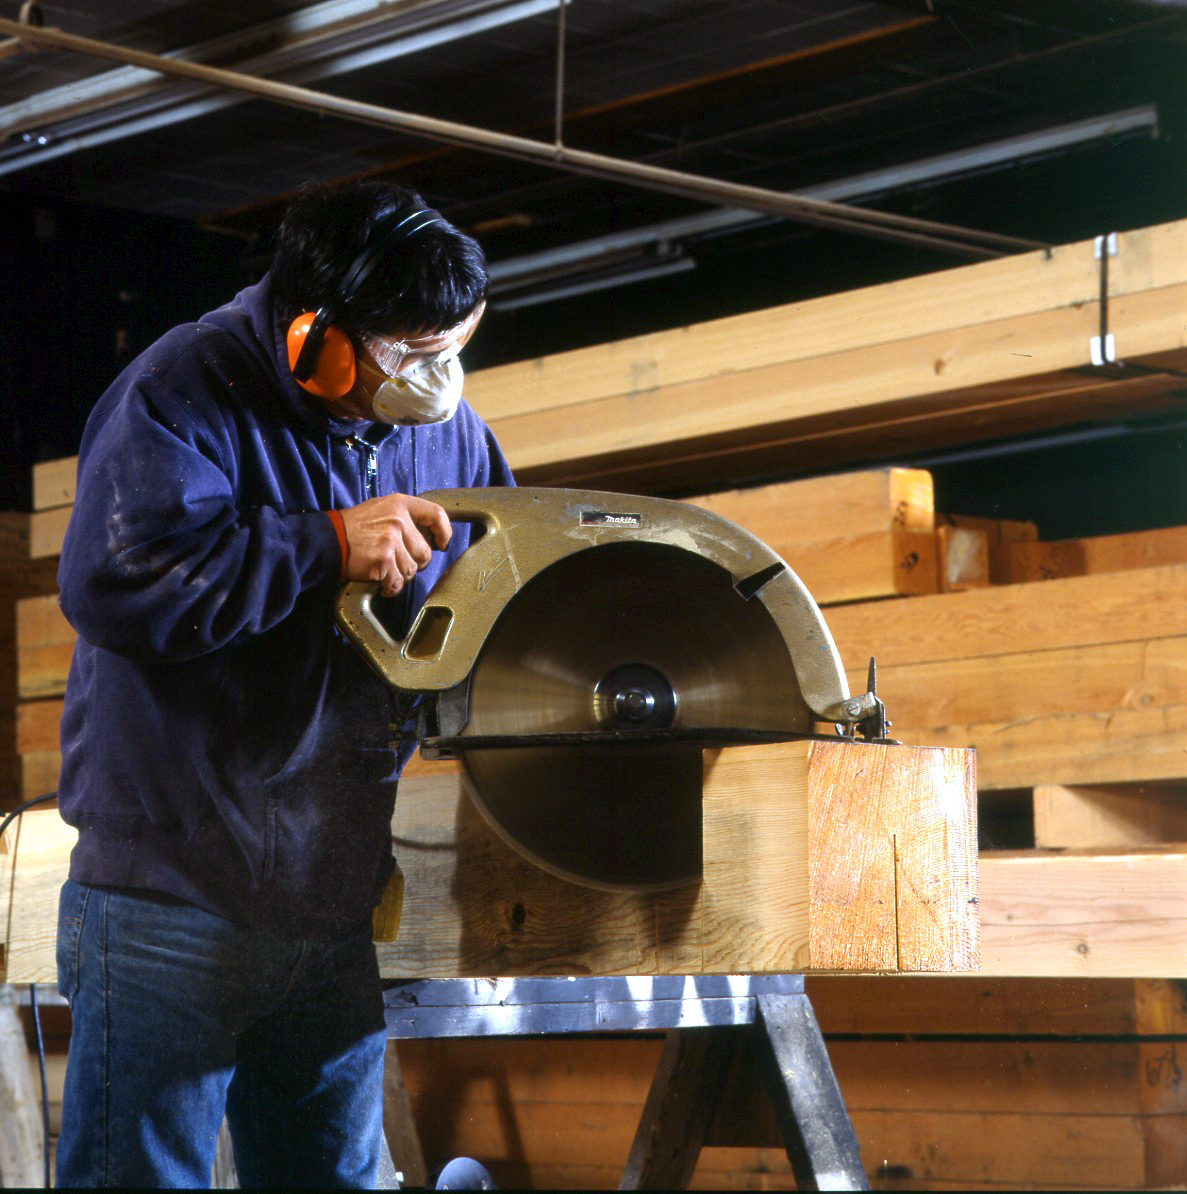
[337,488,886,892]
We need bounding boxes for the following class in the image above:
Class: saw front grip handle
[334,491,516,692]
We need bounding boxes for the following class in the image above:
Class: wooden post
[0,985,44,1189]
[382,1040,427,1188]
[619,1029,734,1190]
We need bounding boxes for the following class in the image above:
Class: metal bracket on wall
[1090,231,1118,366]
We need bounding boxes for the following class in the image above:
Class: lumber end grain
[807,741,978,973]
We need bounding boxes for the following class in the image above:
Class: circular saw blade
[460,541,809,890]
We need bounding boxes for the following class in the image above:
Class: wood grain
[467,232,1101,421]
[936,524,988,591]
[685,467,935,542]
[908,704,1187,791]
[397,1034,1151,1189]
[0,987,44,1187]
[16,596,73,701]
[844,634,1187,733]
[4,743,977,982]
[805,975,1140,1036]
[943,514,1037,584]
[1035,784,1187,849]
[1008,523,1187,583]
[28,507,70,560]
[3,810,76,983]
[806,741,977,971]
[31,457,76,512]
[486,300,1105,477]
[16,701,62,755]
[979,850,1187,977]
[19,753,59,804]
[827,562,1187,670]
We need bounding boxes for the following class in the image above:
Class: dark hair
[270,180,487,336]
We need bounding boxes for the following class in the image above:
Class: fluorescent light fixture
[487,105,1160,287]
[490,254,697,312]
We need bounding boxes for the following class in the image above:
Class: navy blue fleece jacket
[56,275,513,933]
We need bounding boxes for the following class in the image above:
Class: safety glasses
[360,301,484,378]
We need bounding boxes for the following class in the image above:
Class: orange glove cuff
[326,509,349,582]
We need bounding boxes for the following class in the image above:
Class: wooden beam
[943,514,1037,584]
[1135,978,1187,1187]
[685,467,934,540]
[979,849,1187,978]
[31,458,76,512]
[382,1041,427,1190]
[686,468,941,601]
[16,701,61,756]
[1034,784,1187,849]
[16,596,73,700]
[901,704,1187,792]
[936,524,988,591]
[827,562,1187,670]
[446,222,1187,490]
[845,634,1187,734]
[2,742,976,983]
[18,754,59,804]
[515,364,1186,493]
[1,811,76,984]
[468,234,1103,422]
[805,975,1141,1036]
[790,529,938,604]
[28,507,70,560]
[1007,524,1187,583]
[486,298,1107,478]
[806,742,977,971]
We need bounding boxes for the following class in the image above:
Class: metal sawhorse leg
[384,975,867,1191]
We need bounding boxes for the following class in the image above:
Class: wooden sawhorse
[383,975,868,1191]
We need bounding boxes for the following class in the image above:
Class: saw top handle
[334,487,857,721]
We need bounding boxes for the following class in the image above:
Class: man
[53,180,513,1188]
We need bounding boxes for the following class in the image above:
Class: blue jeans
[55,879,387,1189]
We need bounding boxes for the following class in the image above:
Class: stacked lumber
[389,976,1184,1190]
[19,451,1187,978]
[461,218,1187,492]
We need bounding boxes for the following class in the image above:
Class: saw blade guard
[335,486,856,725]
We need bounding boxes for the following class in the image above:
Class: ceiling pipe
[0,0,561,150]
[0,17,1049,259]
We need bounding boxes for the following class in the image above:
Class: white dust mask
[370,353,464,425]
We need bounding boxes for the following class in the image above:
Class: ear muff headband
[287,207,446,399]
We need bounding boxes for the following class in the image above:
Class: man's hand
[338,494,452,596]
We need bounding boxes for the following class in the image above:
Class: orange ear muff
[286,312,357,399]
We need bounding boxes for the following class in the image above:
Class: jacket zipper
[349,436,380,499]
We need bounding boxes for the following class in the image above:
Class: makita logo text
[580,511,643,527]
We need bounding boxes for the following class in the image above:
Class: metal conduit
[0,17,1050,259]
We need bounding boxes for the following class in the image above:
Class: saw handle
[335,495,507,682]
